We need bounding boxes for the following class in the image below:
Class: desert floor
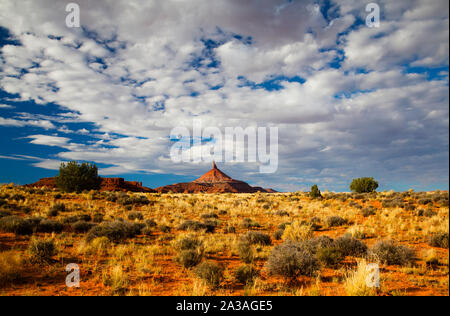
[0,185,448,296]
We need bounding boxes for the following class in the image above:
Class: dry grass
[0,184,448,296]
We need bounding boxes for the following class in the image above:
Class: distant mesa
[26,177,155,193]
[25,162,276,194]
[155,162,276,193]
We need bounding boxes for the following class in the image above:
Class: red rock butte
[25,177,155,193]
[155,162,276,193]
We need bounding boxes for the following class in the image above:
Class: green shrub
[36,219,64,233]
[333,235,368,257]
[316,247,344,267]
[266,241,319,280]
[177,249,203,268]
[159,224,171,233]
[194,262,223,288]
[127,211,143,221]
[0,216,35,235]
[178,237,203,251]
[242,231,271,246]
[72,221,96,233]
[237,241,254,264]
[428,232,449,249]
[200,213,218,220]
[28,239,55,263]
[371,240,415,266]
[54,161,101,193]
[234,265,258,285]
[361,207,376,217]
[241,218,261,229]
[326,216,348,227]
[350,177,379,193]
[86,221,137,243]
[310,184,322,199]
[178,220,214,233]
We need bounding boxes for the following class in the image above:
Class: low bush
[28,239,56,263]
[234,265,258,285]
[266,241,319,280]
[241,218,261,229]
[195,262,223,288]
[326,216,348,227]
[361,207,376,217]
[333,235,368,257]
[428,232,449,249]
[127,211,143,221]
[72,221,96,233]
[86,221,138,243]
[371,240,415,266]
[237,241,254,264]
[316,247,345,267]
[177,249,203,268]
[242,231,271,246]
[36,219,64,233]
[178,220,214,233]
[0,216,35,235]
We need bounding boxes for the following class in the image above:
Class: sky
[0,0,448,192]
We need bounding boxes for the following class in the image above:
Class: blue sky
[0,0,448,192]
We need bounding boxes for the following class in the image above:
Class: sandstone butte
[154,162,276,193]
[25,162,276,193]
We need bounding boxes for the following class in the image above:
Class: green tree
[350,177,379,193]
[54,161,101,193]
[310,184,322,198]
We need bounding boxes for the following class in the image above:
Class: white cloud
[0,0,448,190]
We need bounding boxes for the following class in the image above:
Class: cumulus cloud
[0,0,448,191]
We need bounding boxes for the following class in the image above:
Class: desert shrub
[423,209,437,217]
[361,207,376,217]
[49,202,66,214]
[127,211,143,221]
[0,216,35,235]
[241,218,261,229]
[428,232,449,249]
[273,229,284,240]
[86,221,137,243]
[282,221,313,242]
[225,225,236,234]
[72,221,96,233]
[418,198,432,205]
[371,240,415,266]
[36,219,64,233]
[200,213,218,220]
[106,193,117,202]
[237,241,254,264]
[93,213,104,223]
[309,184,322,199]
[10,194,25,201]
[177,249,203,268]
[344,260,377,296]
[0,251,22,285]
[0,210,11,218]
[326,216,348,227]
[28,239,55,263]
[234,265,258,285]
[242,231,271,246]
[46,208,58,217]
[54,161,101,193]
[306,235,335,252]
[350,177,378,193]
[159,224,171,233]
[145,219,157,228]
[194,262,223,288]
[266,241,319,280]
[178,236,203,251]
[178,220,214,233]
[333,235,368,257]
[316,247,345,267]
[275,210,289,216]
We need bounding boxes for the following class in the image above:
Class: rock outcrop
[26,177,155,193]
[155,162,276,193]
